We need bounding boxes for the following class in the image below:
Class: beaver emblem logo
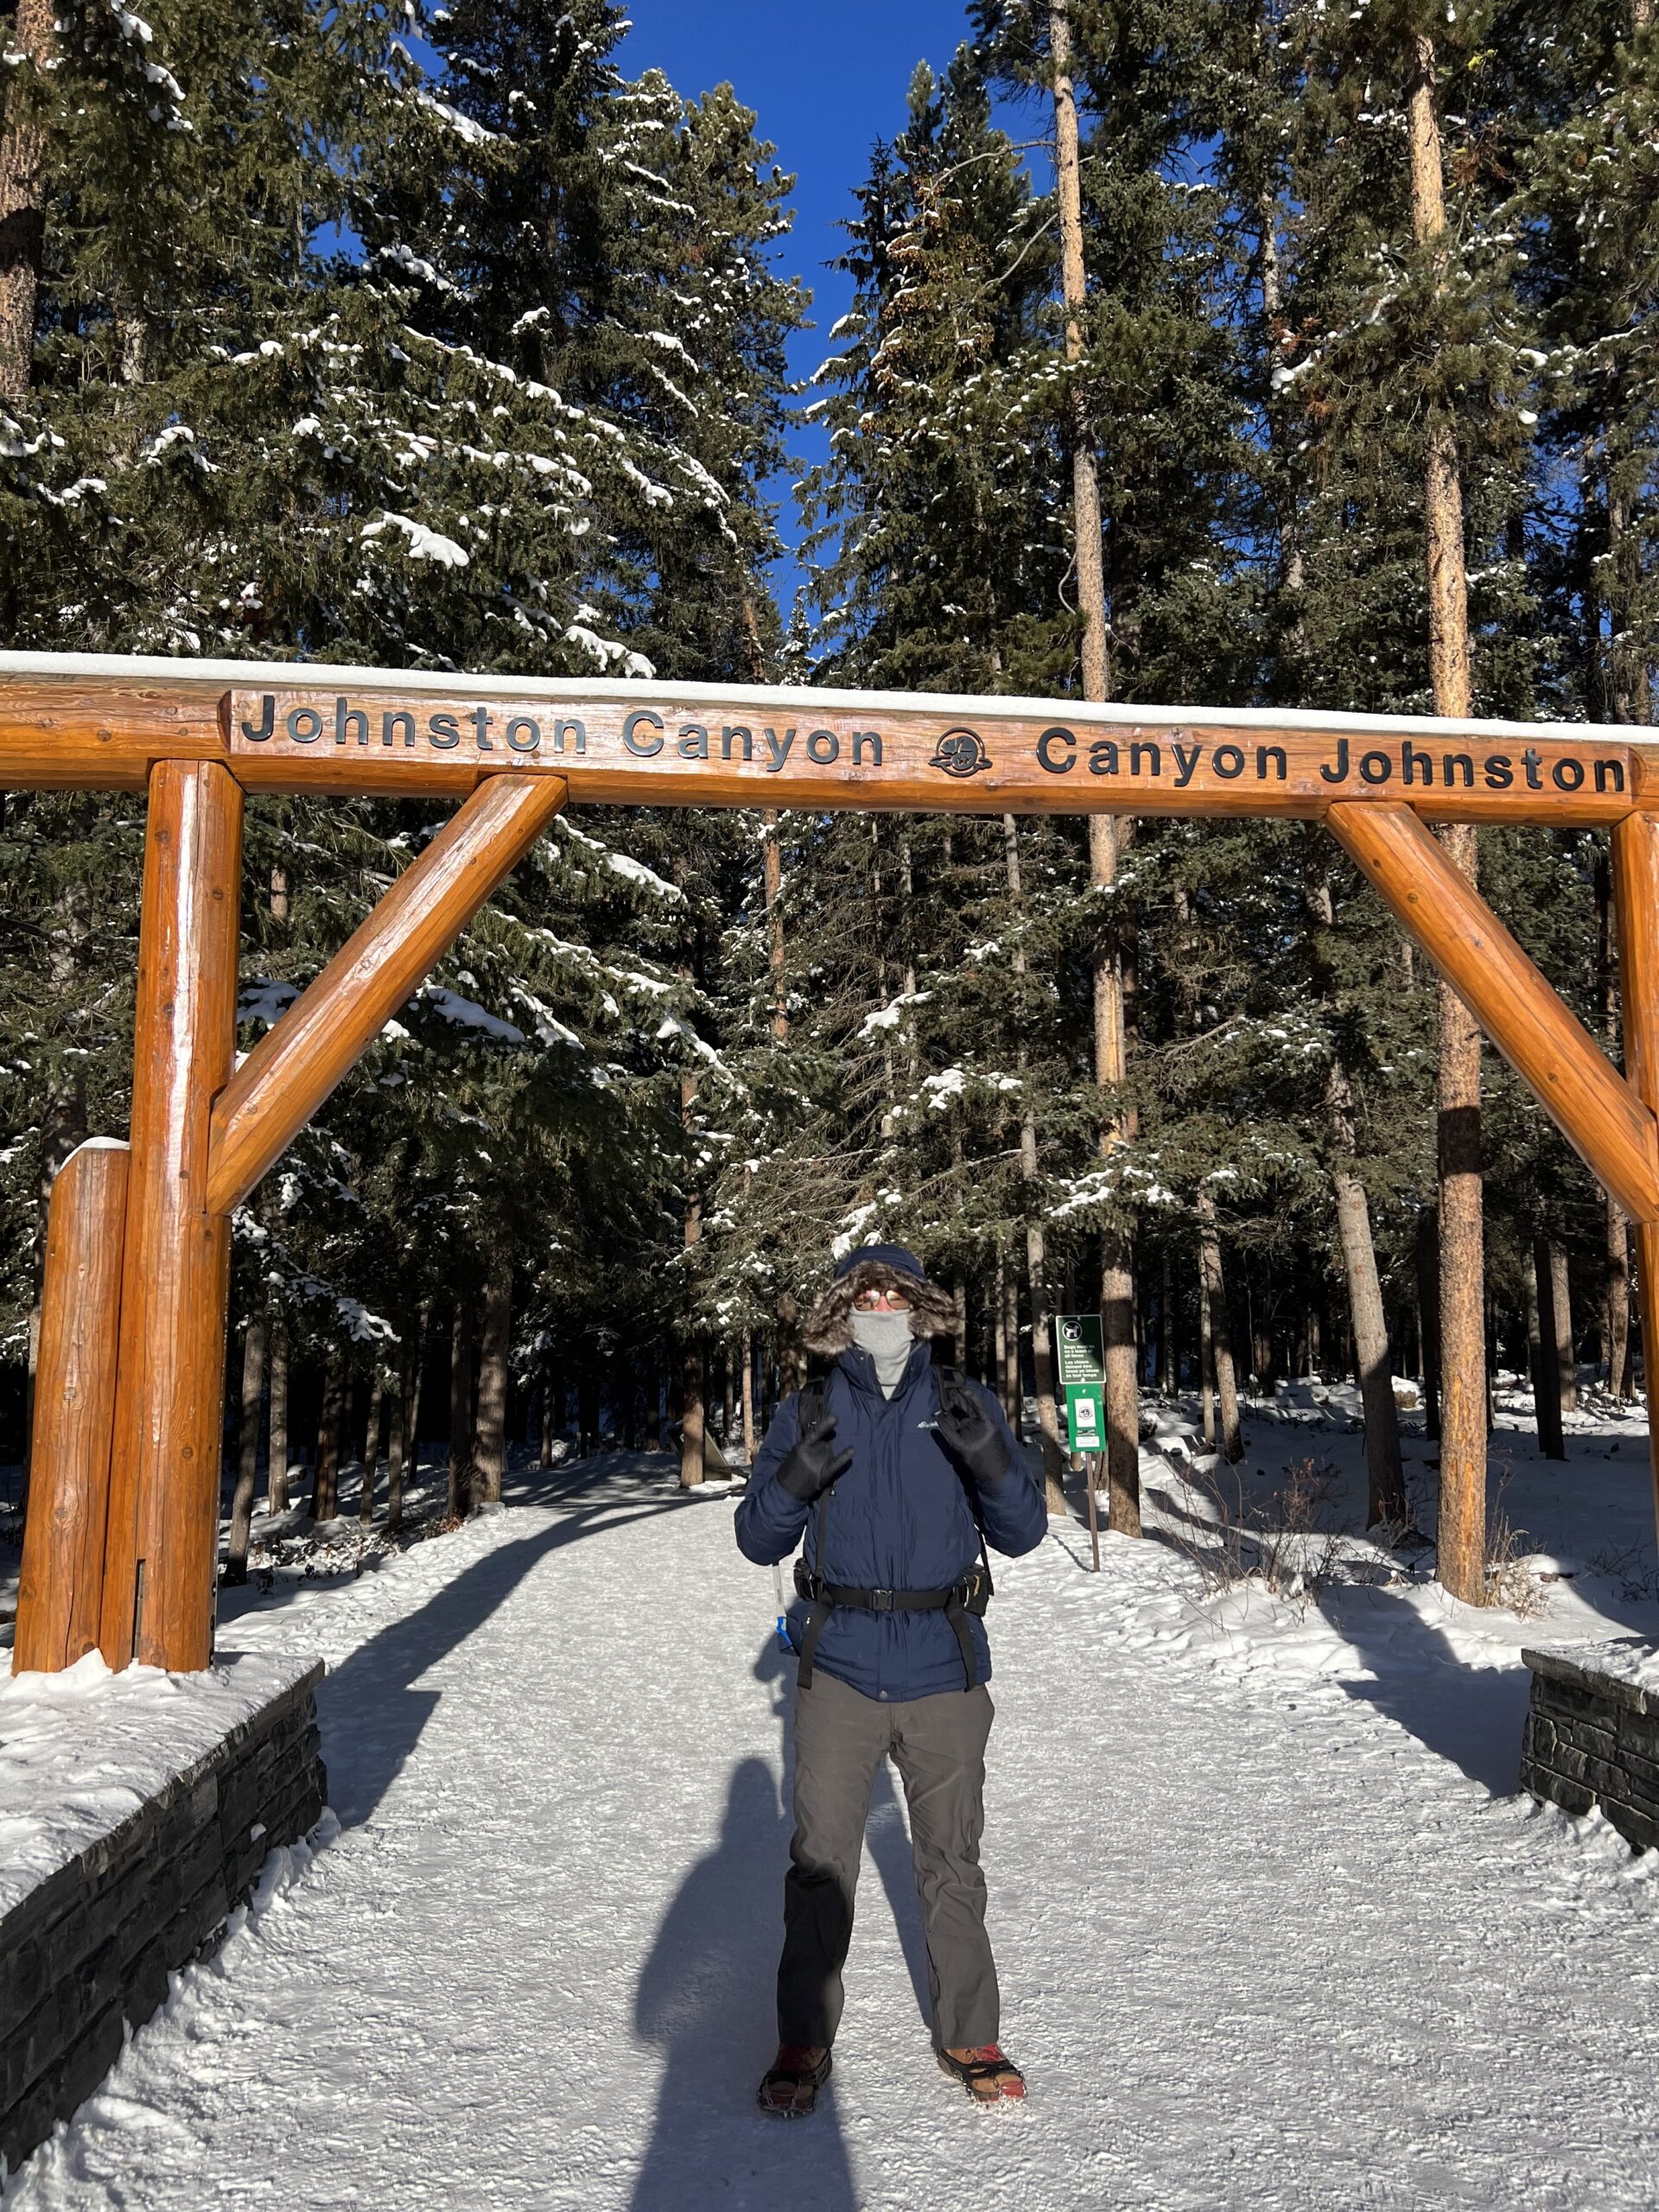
[930,727,992,779]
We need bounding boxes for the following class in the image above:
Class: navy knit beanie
[833,1243,929,1284]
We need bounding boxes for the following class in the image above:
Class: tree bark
[1329,1140,1408,1525]
[448,1302,474,1519]
[359,1371,384,1524]
[741,1325,756,1461]
[1530,1241,1567,1460]
[1408,30,1487,1603]
[0,0,54,404]
[387,1347,410,1534]
[763,810,787,1043]
[1051,0,1141,1532]
[268,1320,289,1513]
[1003,815,1069,1514]
[312,1357,344,1522]
[1160,1248,1176,1395]
[680,1342,705,1490]
[1306,855,1407,1521]
[1199,1260,1216,1448]
[224,1316,268,1584]
[474,1231,512,1507]
[1001,1239,1022,1425]
[1197,1191,1243,1463]
[1548,1239,1576,1415]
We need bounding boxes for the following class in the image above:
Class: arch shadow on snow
[1110,1464,1529,1796]
[1314,1580,1531,1797]
[313,1471,703,1828]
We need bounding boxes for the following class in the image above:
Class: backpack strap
[795,1374,834,1688]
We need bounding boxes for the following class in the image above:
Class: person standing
[734,1243,1047,2116]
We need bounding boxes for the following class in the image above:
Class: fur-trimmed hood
[803,1251,958,1355]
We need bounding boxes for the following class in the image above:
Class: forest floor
[9,1391,1659,2210]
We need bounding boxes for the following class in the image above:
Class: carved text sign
[225,685,1646,818]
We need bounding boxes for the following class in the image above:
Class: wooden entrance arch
[7,650,1659,1674]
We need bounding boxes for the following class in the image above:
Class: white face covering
[850,1309,915,1395]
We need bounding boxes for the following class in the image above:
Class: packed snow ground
[10,1393,1659,2210]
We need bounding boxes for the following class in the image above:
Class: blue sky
[615,2,996,615]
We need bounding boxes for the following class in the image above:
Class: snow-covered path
[12,1449,1659,2211]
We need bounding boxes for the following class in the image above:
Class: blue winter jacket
[734,1341,1047,1700]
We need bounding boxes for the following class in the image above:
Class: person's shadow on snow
[628,1634,938,2211]
[629,1753,859,2212]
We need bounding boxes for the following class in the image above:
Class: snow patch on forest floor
[8,1403,1659,2208]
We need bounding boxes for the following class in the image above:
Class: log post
[1331,804,1659,1221]
[1610,812,1659,1549]
[99,761,244,1671]
[12,1141,130,1673]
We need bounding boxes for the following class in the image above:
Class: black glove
[779,1414,855,1504]
[934,1375,1012,1486]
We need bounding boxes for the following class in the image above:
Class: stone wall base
[1,1658,325,2176]
[1521,1642,1659,1853]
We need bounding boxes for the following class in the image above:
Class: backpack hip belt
[792,1558,991,1692]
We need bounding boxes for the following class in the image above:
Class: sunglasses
[853,1287,912,1311]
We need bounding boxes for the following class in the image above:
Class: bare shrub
[1482,1475,1545,1618]
[1166,1455,1353,1606]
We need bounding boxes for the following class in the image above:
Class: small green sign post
[1054,1313,1106,1572]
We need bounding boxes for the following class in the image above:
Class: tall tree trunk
[1329,1142,1408,1526]
[224,1315,268,1584]
[1197,1191,1243,1463]
[1001,1240,1022,1424]
[390,1302,425,1535]
[1307,855,1407,1522]
[474,1231,512,1507]
[1199,1262,1216,1448]
[1004,815,1069,1514]
[741,1325,756,1461]
[762,810,788,1043]
[1052,0,1141,1533]
[359,1371,384,1524]
[1414,1213,1442,1438]
[1408,31,1487,1604]
[1160,1248,1176,1395]
[776,1291,804,1402]
[1608,1203,1632,1397]
[268,1319,290,1513]
[448,1303,474,1519]
[994,1241,1011,1421]
[312,1357,344,1522]
[0,0,54,404]
[387,1346,410,1535]
[680,1343,705,1490]
[1548,1239,1576,1415]
[1529,1243,1567,1461]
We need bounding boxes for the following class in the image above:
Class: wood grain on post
[12,1141,129,1674]
[1610,812,1659,1550]
[1330,803,1659,1224]
[207,773,569,1216]
[100,761,244,1673]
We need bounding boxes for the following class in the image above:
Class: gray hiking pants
[778,1669,999,2050]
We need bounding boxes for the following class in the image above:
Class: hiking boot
[757,2044,831,2118]
[938,2044,1027,2104]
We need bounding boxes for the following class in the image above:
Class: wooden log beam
[12,1141,129,1674]
[207,773,569,1217]
[3,652,1659,818]
[100,761,244,1672]
[1329,803,1659,1224]
[1610,812,1659,1551]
